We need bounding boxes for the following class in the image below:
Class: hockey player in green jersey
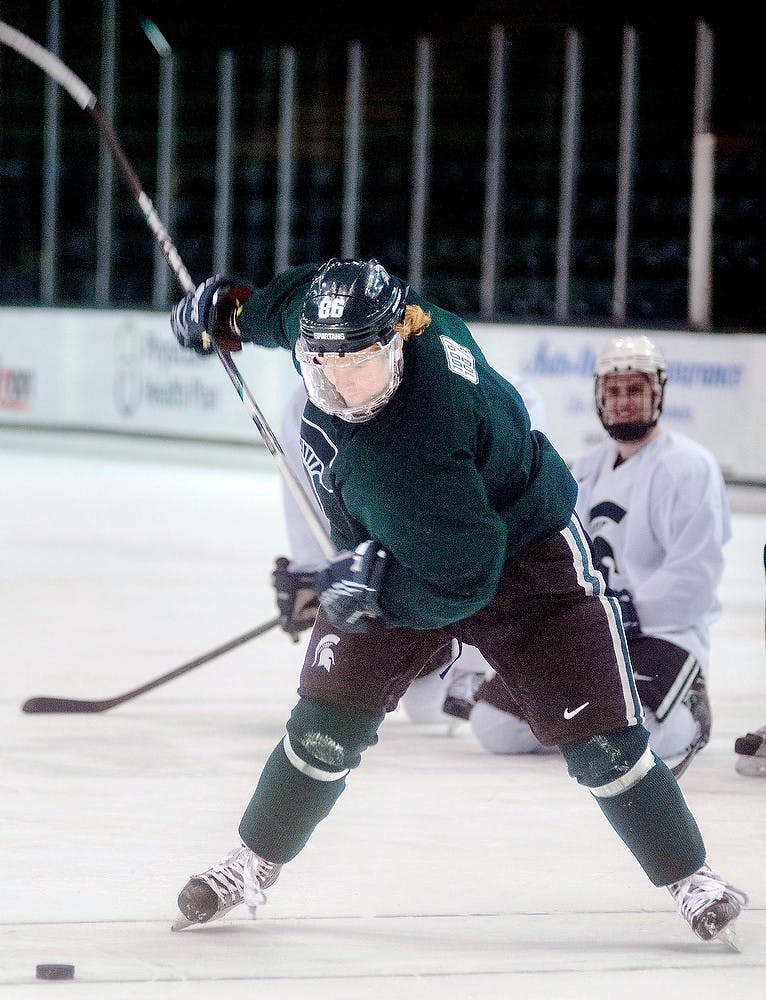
[169,258,746,946]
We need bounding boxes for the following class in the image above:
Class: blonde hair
[395,304,431,342]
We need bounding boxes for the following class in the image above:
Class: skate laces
[198,845,249,902]
[196,845,282,915]
[243,853,282,915]
[669,864,749,923]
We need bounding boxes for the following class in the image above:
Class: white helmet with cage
[594,334,667,441]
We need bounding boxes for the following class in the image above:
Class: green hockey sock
[238,738,346,865]
[594,754,705,886]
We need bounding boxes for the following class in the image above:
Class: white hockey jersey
[572,430,731,668]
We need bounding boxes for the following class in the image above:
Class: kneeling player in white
[470,335,731,777]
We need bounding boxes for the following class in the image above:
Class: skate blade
[171,911,195,932]
[717,922,741,952]
[171,899,245,932]
[170,908,230,931]
[170,907,231,932]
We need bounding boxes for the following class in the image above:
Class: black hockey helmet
[299,258,408,354]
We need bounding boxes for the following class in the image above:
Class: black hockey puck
[35,964,75,980]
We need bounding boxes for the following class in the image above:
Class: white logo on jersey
[311,634,340,672]
[440,336,478,384]
[300,417,338,501]
[563,701,590,720]
[588,501,628,591]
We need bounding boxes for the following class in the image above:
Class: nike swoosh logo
[563,702,590,720]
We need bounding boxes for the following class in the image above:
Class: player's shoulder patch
[439,335,479,384]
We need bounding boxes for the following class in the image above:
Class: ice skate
[171,844,281,931]
[442,666,486,725]
[669,676,712,779]
[667,863,748,949]
[734,725,766,777]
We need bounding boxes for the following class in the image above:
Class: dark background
[141,1,741,46]
[0,1,762,328]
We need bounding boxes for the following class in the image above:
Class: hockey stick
[22,615,280,713]
[0,20,336,560]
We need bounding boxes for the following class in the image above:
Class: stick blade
[22,696,113,714]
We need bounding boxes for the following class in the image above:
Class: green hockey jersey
[239,264,577,629]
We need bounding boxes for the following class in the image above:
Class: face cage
[595,372,665,441]
[296,333,404,423]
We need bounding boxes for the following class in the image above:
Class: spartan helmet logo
[311,634,340,672]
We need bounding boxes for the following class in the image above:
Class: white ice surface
[1,428,764,998]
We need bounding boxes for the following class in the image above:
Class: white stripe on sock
[282,735,349,782]
[590,746,655,798]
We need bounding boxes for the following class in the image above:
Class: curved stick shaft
[0,19,335,559]
[214,348,336,558]
[22,616,281,713]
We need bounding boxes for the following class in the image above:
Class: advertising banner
[1,308,764,483]
[0,307,296,443]
[472,324,763,483]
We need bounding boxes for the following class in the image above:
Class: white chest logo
[440,336,478,384]
[311,634,340,672]
[300,417,338,500]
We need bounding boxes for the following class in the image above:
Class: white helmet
[594,335,667,441]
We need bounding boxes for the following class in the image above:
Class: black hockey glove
[607,587,642,639]
[272,556,320,639]
[170,275,254,355]
[314,541,388,633]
